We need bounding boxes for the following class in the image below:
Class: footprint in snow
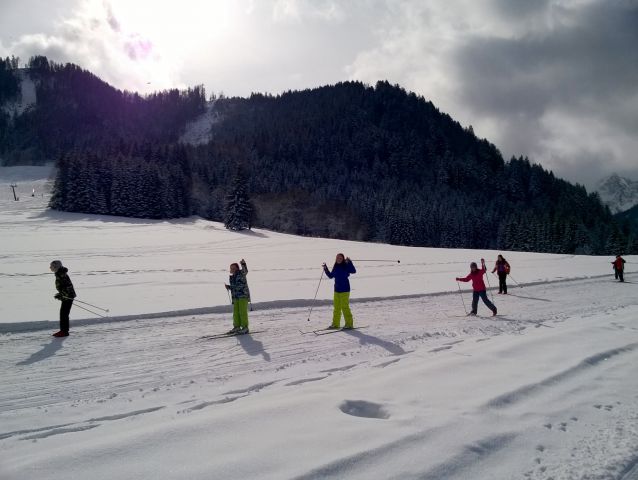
[339,400,390,420]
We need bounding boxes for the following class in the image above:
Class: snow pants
[472,290,496,315]
[498,273,508,294]
[614,268,624,282]
[232,297,249,329]
[332,292,353,328]
[60,299,73,333]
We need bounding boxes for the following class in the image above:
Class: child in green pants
[323,253,356,329]
[225,259,250,334]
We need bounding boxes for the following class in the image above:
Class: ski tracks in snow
[1,276,637,479]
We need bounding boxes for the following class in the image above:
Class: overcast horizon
[1,0,637,188]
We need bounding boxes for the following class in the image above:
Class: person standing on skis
[225,259,250,334]
[323,253,356,329]
[612,255,626,282]
[50,260,76,337]
[491,254,511,294]
[456,258,497,316]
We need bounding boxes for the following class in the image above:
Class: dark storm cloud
[457,1,638,113]
[450,1,638,185]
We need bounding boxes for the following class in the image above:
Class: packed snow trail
[1,275,637,480]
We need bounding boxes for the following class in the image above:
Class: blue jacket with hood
[324,260,356,293]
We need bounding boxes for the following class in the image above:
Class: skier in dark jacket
[491,254,511,294]
[612,255,626,282]
[225,259,250,334]
[323,253,356,329]
[50,260,76,337]
[456,259,497,316]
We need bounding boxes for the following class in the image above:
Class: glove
[455,278,460,281]
[54,293,62,300]
[240,259,246,265]
[224,284,230,291]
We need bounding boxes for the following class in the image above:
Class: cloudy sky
[1,0,636,187]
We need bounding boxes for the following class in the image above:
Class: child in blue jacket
[323,253,356,329]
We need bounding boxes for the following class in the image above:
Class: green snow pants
[233,297,249,329]
[332,292,353,328]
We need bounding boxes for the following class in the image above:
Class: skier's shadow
[17,337,66,366]
[237,334,271,362]
[343,329,406,356]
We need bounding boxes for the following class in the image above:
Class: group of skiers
[48,253,628,337]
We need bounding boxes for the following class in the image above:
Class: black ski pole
[69,298,110,313]
[307,270,324,322]
[509,275,523,288]
[483,263,496,304]
[226,287,233,305]
[456,281,468,315]
[73,302,108,318]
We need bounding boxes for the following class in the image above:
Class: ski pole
[72,298,110,313]
[225,287,233,305]
[509,275,523,288]
[307,270,324,322]
[351,259,400,263]
[456,281,468,315]
[73,302,108,318]
[483,264,496,304]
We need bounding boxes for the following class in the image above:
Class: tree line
[0,57,634,254]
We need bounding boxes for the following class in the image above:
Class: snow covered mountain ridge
[596,173,638,214]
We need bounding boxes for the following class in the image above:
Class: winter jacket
[457,266,487,292]
[55,267,76,299]
[613,257,626,271]
[492,260,510,274]
[229,261,250,299]
[324,261,356,293]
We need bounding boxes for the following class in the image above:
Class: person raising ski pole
[491,254,511,294]
[323,253,356,329]
[612,255,626,282]
[49,260,76,337]
[456,258,497,316]
[225,259,250,334]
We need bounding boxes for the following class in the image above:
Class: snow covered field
[1,166,637,479]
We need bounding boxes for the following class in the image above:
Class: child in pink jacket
[456,258,497,316]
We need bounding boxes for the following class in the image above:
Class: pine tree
[224,170,253,231]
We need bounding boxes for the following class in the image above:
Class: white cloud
[3,0,179,92]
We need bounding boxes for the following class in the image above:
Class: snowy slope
[1,277,637,479]
[1,166,637,479]
[0,166,625,328]
[596,173,638,214]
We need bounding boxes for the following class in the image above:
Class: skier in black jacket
[50,260,76,337]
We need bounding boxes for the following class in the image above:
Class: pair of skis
[200,330,264,340]
[201,325,368,340]
[300,326,368,336]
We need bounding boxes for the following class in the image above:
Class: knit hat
[470,262,478,269]
[50,260,63,271]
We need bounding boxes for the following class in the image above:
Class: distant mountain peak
[596,173,638,213]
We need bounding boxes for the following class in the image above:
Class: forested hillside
[1,56,635,254]
[0,56,205,164]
